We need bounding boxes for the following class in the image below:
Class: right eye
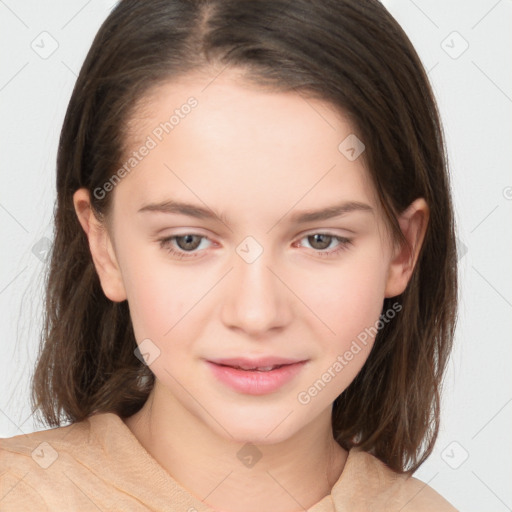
[158,234,213,259]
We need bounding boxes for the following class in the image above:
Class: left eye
[158,232,352,259]
[298,233,351,254]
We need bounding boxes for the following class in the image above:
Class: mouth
[206,357,308,395]
[209,356,306,370]
[218,364,287,372]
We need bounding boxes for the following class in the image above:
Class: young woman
[0,0,458,510]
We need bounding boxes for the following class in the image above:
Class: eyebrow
[137,199,373,225]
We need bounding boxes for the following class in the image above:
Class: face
[79,71,411,444]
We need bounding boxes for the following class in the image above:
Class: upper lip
[208,357,307,369]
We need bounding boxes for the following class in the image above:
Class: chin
[205,402,306,446]
[228,425,296,446]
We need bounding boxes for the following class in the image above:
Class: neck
[124,384,348,512]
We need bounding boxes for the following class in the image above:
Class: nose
[220,239,293,337]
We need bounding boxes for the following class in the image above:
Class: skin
[73,70,428,512]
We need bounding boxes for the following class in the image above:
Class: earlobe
[384,198,429,298]
[73,188,127,302]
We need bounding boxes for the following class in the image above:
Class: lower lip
[206,361,307,395]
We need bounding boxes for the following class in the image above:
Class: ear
[384,197,429,298]
[73,188,127,302]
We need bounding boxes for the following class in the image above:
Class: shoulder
[1,413,97,472]
[1,412,216,512]
[331,447,458,511]
[0,413,118,511]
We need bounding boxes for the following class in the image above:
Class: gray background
[1,1,511,510]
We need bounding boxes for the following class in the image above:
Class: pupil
[310,234,330,250]
[179,235,200,250]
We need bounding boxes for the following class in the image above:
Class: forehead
[129,70,351,145]
[114,71,381,227]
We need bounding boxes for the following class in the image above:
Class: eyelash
[157,232,352,260]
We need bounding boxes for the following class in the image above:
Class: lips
[206,357,308,395]
[208,357,306,371]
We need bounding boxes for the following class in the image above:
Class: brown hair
[31,0,458,473]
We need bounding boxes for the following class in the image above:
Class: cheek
[291,253,389,407]
[294,247,389,350]
[124,263,208,378]
[119,246,199,342]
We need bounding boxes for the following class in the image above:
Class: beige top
[0,412,457,511]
